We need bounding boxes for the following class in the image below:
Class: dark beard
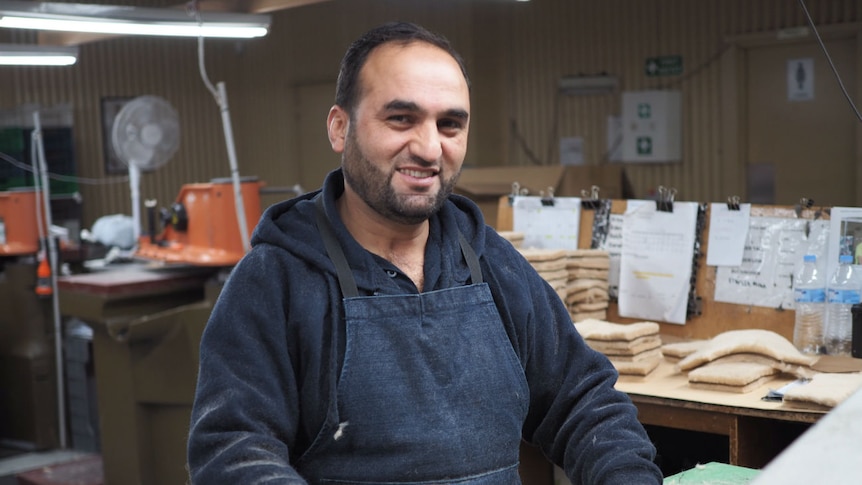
[341,129,460,225]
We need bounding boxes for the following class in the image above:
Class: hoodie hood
[250,168,488,293]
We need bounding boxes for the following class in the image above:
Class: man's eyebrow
[383,100,469,121]
[384,100,420,112]
[445,109,469,122]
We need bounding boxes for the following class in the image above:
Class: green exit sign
[645,55,683,77]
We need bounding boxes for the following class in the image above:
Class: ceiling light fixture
[0,1,271,39]
[558,74,619,96]
[0,43,77,65]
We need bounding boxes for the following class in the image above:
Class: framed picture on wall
[101,96,134,175]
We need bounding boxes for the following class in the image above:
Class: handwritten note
[713,217,812,308]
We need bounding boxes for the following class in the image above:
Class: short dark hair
[334,22,470,114]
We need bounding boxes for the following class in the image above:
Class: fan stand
[111,95,180,251]
[128,162,142,244]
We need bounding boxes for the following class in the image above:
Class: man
[188,21,662,484]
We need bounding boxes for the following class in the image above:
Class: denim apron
[295,196,529,484]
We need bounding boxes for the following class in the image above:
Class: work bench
[57,263,221,485]
[616,360,822,470]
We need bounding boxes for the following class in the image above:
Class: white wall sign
[559,136,584,166]
[787,58,814,101]
[621,90,681,162]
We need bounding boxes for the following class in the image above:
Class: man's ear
[327,105,348,153]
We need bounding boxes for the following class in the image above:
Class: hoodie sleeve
[482,238,663,485]
[187,246,308,485]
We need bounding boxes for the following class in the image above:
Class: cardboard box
[455,164,632,229]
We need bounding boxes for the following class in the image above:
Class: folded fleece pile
[565,249,610,322]
[660,339,707,362]
[518,248,569,303]
[675,329,819,393]
[574,319,663,377]
[781,372,862,409]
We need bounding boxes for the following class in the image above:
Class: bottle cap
[803,254,816,262]
[839,254,854,264]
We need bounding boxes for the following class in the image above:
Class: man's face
[328,41,470,225]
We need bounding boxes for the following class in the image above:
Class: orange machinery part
[0,188,48,256]
[34,256,53,296]
[135,179,263,266]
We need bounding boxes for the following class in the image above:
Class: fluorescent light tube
[0,1,270,39]
[0,16,269,38]
[0,43,77,65]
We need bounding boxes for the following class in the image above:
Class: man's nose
[410,122,443,161]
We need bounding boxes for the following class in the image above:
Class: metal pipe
[33,110,67,449]
[216,81,250,253]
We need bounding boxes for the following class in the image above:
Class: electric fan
[111,95,180,244]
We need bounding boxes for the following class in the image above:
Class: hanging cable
[1,151,128,185]
[797,0,862,123]
[544,90,563,166]
[509,119,545,166]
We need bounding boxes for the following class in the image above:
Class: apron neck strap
[458,231,483,285]
[315,194,360,298]
[314,193,484,297]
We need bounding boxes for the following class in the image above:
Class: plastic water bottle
[793,254,825,355]
[824,254,861,356]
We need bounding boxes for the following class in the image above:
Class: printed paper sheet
[618,201,698,325]
[512,196,581,250]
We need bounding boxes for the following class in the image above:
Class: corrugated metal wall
[503,0,860,202]
[1,0,860,228]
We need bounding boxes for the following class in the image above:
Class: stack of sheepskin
[517,248,569,303]
[574,319,663,377]
[565,249,610,322]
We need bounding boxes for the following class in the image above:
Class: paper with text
[618,202,698,325]
[512,196,581,250]
[706,203,751,266]
[599,200,648,298]
[713,217,818,309]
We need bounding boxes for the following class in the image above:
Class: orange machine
[136,177,263,266]
[0,188,48,256]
